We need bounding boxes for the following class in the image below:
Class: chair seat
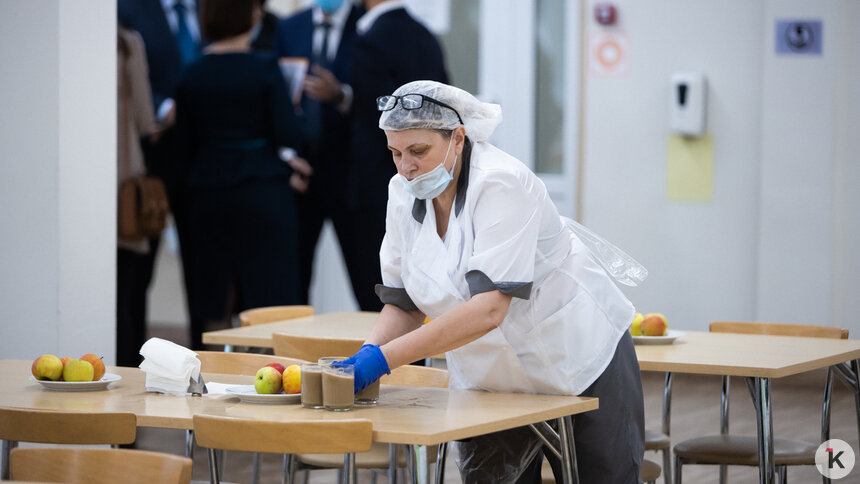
[641,459,662,482]
[300,443,438,469]
[674,435,817,466]
[644,429,670,450]
[540,457,662,482]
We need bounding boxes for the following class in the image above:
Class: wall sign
[588,30,631,78]
[775,20,822,55]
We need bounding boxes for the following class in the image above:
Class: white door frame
[478,0,581,218]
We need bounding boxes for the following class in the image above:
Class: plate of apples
[630,313,684,345]
[226,362,301,404]
[30,354,121,391]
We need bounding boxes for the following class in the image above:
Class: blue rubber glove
[333,344,390,393]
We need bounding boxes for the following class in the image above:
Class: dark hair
[200,0,255,42]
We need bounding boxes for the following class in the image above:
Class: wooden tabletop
[635,330,860,378]
[202,311,378,348]
[1,360,597,446]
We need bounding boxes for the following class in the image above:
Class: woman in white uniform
[338,81,645,483]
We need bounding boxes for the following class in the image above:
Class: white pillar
[0,1,116,363]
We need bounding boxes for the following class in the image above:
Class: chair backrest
[239,305,314,327]
[709,321,848,339]
[272,333,364,362]
[193,415,372,455]
[0,408,136,445]
[382,365,449,388]
[196,351,306,375]
[10,447,192,484]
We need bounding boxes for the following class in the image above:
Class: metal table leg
[558,416,579,484]
[434,442,447,484]
[746,377,775,484]
[409,445,429,484]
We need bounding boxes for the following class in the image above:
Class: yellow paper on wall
[666,133,713,201]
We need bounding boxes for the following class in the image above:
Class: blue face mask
[316,0,345,14]
[400,136,457,200]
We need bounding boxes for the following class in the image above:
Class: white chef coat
[378,141,635,395]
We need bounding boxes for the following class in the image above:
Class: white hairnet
[378,80,502,142]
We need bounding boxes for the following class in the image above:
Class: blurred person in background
[342,0,449,310]
[118,0,202,345]
[173,0,302,349]
[250,0,279,52]
[275,0,364,307]
[116,25,162,366]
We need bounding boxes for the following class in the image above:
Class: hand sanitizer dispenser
[669,72,707,136]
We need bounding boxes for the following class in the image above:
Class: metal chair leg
[207,447,220,484]
[674,456,682,484]
[1,440,17,480]
[662,447,672,484]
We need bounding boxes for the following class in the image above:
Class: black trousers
[294,193,384,312]
[456,332,645,484]
[116,238,160,367]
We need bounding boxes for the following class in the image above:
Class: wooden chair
[272,333,364,362]
[196,350,305,375]
[10,447,192,484]
[540,456,661,483]
[193,415,372,484]
[0,407,136,480]
[673,321,849,484]
[239,305,314,326]
[295,364,449,483]
[194,351,306,484]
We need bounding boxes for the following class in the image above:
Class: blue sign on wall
[775,20,822,55]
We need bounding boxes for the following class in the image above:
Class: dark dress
[174,52,301,348]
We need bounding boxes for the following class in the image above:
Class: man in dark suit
[117,0,201,345]
[250,0,279,52]
[275,0,365,307]
[348,0,449,310]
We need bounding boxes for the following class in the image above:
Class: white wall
[582,0,859,335]
[0,1,116,362]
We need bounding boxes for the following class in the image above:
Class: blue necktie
[173,2,198,66]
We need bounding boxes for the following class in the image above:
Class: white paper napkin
[138,337,201,396]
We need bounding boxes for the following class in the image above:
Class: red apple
[80,354,106,381]
[640,313,668,336]
[265,362,286,375]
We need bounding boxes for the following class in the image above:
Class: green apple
[31,354,64,381]
[63,359,94,382]
[254,366,283,394]
[630,313,644,336]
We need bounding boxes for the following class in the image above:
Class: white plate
[226,385,301,404]
[30,373,122,392]
[632,330,684,345]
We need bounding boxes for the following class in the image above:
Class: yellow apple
[630,313,644,336]
[641,313,668,336]
[63,359,95,382]
[254,366,283,394]
[80,354,105,381]
[31,355,64,381]
[282,364,301,394]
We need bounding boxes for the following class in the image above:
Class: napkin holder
[188,373,208,396]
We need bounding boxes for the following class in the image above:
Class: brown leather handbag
[118,175,170,239]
